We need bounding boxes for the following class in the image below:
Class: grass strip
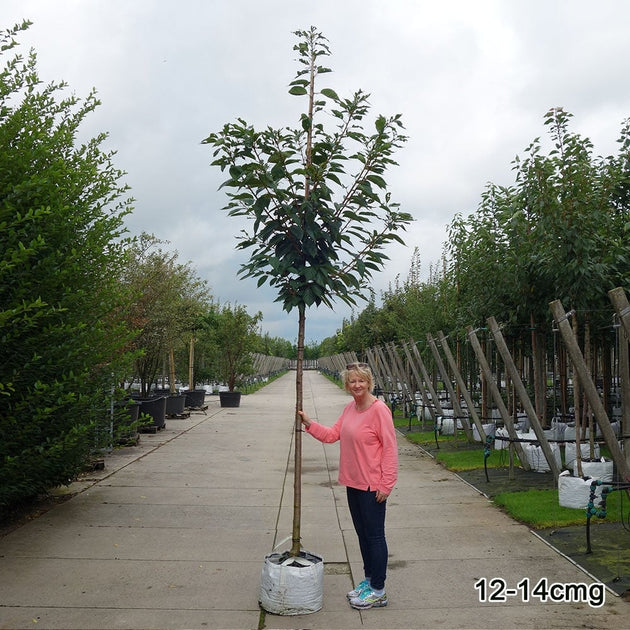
[398,423,623,529]
[493,488,622,529]
[435,448,521,471]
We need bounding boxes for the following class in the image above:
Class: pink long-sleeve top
[305,398,398,495]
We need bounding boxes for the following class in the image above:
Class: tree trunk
[584,316,595,460]
[188,334,195,390]
[290,304,306,556]
[559,341,568,418]
[169,347,176,394]
[531,313,546,427]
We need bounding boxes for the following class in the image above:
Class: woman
[298,362,398,610]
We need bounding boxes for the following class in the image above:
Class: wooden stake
[466,326,530,471]
[427,333,473,442]
[437,331,486,442]
[549,300,630,483]
[487,317,561,481]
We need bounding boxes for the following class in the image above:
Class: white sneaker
[349,588,388,609]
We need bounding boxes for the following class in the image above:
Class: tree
[203,27,412,556]
[207,303,262,392]
[122,233,212,397]
[258,333,294,359]
[0,22,136,507]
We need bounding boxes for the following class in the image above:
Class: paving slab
[0,371,627,629]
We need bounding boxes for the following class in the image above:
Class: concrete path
[0,371,626,629]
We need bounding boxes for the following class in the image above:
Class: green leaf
[288,85,308,96]
[320,88,339,100]
[366,174,387,189]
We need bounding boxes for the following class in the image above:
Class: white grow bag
[259,550,324,615]
[522,441,562,473]
[472,422,496,442]
[440,416,454,435]
[564,442,600,469]
[558,470,606,509]
[572,458,613,483]
[494,427,509,450]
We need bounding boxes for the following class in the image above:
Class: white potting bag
[440,416,454,435]
[564,442,600,468]
[558,470,605,509]
[259,550,324,615]
[523,441,561,473]
[572,458,613,482]
[494,427,509,450]
[515,413,529,431]
[551,419,568,442]
[564,425,593,442]
[473,422,496,442]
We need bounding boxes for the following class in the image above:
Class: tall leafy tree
[0,22,136,507]
[203,27,412,555]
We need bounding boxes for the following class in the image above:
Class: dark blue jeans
[346,486,388,591]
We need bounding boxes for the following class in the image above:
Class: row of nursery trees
[325,107,630,358]
[318,107,630,482]
[322,107,630,417]
[0,23,289,510]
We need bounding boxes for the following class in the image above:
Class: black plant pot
[165,393,186,416]
[219,391,241,408]
[138,396,167,430]
[185,389,206,409]
[123,398,141,423]
[114,399,141,444]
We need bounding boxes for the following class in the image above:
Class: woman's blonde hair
[341,362,374,393]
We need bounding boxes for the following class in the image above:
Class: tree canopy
[203,27,412,314]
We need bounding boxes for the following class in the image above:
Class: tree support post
[437,330,486,442]
[366,347,386,397]
[386,342,414,416]
[402,340,436,424]
[487,317,561,481]
[608,287,630,472]
[410,341,445,420]
[375,345,397,404]
[466,326,530,471]
[427,333,473,442]
[550,300,630,484]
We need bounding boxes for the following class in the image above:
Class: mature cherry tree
[203,27,412,556]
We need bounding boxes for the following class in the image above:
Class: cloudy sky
[4,1,630,343]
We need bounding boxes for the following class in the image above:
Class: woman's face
[347,371,370,398]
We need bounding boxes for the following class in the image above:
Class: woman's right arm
[298,410,342,443]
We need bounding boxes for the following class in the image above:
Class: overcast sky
[4,1,630,343]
